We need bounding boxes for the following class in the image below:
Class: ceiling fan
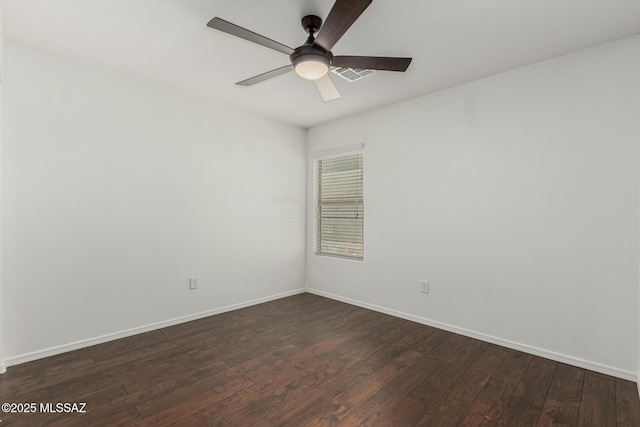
[207,0,412,102]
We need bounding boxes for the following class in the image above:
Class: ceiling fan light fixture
[290,44,332,81]
[293,54,330,80]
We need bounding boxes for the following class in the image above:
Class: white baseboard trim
[4,288,305,369]
[306,288,637,381]
[0,363,6,374]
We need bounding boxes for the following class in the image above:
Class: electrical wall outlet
[189,276,199,290]
[421,280,429,294]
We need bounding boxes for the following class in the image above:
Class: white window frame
[312,144,364,261]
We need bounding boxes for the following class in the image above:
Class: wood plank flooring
[1,293,638,426]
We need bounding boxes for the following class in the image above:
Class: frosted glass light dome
[293,54,330,80]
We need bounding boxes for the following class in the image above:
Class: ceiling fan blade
[207,17,294,56]
[314,0,372,51]
[314,74,341,102]
[236,65,294,86]
[332,56,412,72]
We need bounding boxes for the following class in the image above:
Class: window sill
[314,252,364,262]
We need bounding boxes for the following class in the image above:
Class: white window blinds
[316,153,364,259]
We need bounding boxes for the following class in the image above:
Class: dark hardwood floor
[1,293,639,426]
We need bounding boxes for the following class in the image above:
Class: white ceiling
[3,0,640,128]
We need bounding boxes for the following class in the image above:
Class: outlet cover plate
[421,280,429,294]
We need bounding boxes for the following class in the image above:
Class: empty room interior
[1,0,640,426]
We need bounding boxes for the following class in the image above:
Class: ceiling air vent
[331,67,374,82]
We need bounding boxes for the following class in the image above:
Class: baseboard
[306,288,637,382]
[4,288,305,369]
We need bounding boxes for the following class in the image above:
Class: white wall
[1,42,306,364]
[306,36,640,379]
[0,3,5,373]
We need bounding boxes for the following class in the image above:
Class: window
[315,153,364,259]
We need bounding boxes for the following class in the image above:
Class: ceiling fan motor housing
[290,44,333,80]
[290,16,333,80]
